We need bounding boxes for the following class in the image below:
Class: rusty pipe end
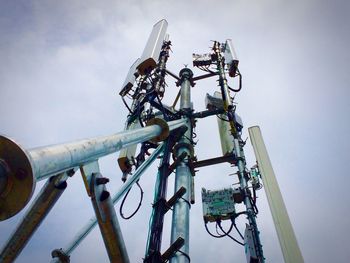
[0,135,35,221]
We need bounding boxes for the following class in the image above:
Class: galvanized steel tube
[31,119,185,181]
[170,68,193,263]
[233,138,265,262]
[0,174,68,263]
[62,143,164,256]
[91,185,129,263]
[0,119,184,221]
[215,42,231,112]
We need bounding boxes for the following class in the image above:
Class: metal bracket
[85,168,130,262]
[80,161,100,197]
[161,237,185,262]
[90,172,110,222]
[172,143,194,161]
[168,151,187,174]
[192,155,236,169]
[192,71,218,82]
[165,186,187,212]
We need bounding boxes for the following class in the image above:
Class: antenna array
[0,19,303,263]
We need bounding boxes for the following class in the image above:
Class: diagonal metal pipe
[0,172,70,263]
[88,171,129,263]
[50,143,164,260]
[0,118,185,221]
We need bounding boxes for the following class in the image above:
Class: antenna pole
[214,41,265,262]
[144,138,174,262]
[233,138,265,262]
[170,68,194,263]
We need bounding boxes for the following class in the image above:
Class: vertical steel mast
[214,41,265,262]
[170,68,194,263]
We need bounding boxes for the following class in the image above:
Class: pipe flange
[0,135,35,221]
[172,142,194,161]
[146,118,169,143]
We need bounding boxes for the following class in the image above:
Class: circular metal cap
[146,118,170,143]
[179,68,194,79]
[0,135,35,221]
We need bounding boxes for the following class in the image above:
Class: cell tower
[0,19,303,263]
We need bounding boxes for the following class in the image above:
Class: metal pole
[88,172,129,263]
[214,41,237,136]
[55,144,163,257]
[0,118,185,221]
[31,118,185,181]
[214,41,265,261]
[249,126,304,263]
[170,68,193,263]
[233,138,265,262]
[144,138,173,262]
[0,172,69,263]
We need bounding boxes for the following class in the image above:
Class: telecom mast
[0,19,303,263]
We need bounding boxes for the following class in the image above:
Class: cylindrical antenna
[249,126,304,263]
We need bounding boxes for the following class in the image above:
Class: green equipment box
[201,187,236,222]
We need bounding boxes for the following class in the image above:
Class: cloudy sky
[1,0,350,262]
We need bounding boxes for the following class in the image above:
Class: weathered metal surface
[82,167,129,263]
[170,68,193,263]
[80,161,100,198]
[0,172,68,262]
[30,118,183,181]
[192,155,235,168]
[0,119,185,221]
[145,118,170,143]
[144,138,175,262]
[0,135,35,221]
[161,237,185,262]
[30,124,163,181]
[60,143,164,256]
[233,137,265,261]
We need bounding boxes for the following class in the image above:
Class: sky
[1,0,350,262]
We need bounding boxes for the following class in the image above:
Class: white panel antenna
[224,39,239,77]
[137,19,168,75]
[248,126,304,263]
[120,58,140,96]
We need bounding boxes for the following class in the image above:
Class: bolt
[96,177,109,185]
[67,169,75,177]
[15,168,27,180]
